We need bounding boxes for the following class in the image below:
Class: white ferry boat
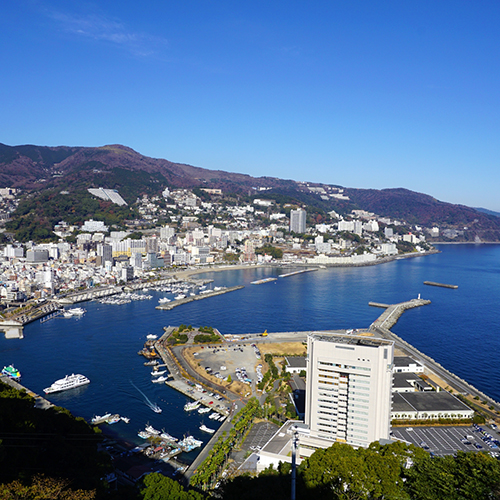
[2,365,21,379]
[43,374,90,394]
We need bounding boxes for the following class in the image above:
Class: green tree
[141,472,204,500]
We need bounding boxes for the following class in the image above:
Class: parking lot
[392,424,500,456]
[193,344,262,387]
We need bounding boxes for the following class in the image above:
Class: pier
[278,267,319,278]
[369,298,431,330]
[155,285,244,310]
[424,281,458,289]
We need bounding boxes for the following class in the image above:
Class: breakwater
[369,298,431,330]
[155,286,244,310]
[424,281,458,289]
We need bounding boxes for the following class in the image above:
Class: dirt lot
[257,342,306,356]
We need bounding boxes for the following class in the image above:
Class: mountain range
[1,142,500,241]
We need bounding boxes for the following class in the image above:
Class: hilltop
[1,142,500,241]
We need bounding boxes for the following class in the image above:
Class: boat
[158,298,171,304]
[2,365,21,379]
[107,414,121,424]
[200,424,215,434]
[184,401,201,411]
[160,432,178,442]
[152,376,167,383]
[198,407,211,414]
[208,412,219,420]
[91,413,112,425]
[120,416,130,423]
[150,403,162,413]
[174,294,186,300]
[179,435,203,451]
[67,307,86,316]
[144,360,159,366]
[146,334,158,339]
[43,374,90,394]
[138,431,151,439]
[151,370,166,376]
[145,425,160,435]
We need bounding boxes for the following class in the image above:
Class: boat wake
[129,380,162,413]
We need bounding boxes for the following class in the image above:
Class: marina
[2,245,500,476]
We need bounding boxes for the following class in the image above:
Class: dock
[278,267,319,278]
[155,286,244,310]
[424,281,458,289]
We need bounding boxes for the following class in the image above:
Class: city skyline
[2,2,500,210]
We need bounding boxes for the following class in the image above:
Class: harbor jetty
[424,281,458,289]
[278,267,319,278]
[369,298,431,330]
[156,285,244,310]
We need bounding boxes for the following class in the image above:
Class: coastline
[173,249,441,280]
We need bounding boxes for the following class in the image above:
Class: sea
[1,244,499,461]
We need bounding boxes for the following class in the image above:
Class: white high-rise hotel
[305,333,394,448]
[289,208,306,233]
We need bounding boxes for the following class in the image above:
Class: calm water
[1,244,499,455]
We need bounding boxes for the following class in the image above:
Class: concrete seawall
[156,285,244,310]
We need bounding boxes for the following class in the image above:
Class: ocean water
[1,244,499,455]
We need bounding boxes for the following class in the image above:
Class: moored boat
[200,424,215,434]
[2,365,21,379]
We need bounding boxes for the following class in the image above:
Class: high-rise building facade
[290,208,306,233]
[305,333,393,448]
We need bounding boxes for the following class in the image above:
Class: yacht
[43,374,90,394]
[152,376,167,383]
[198,407,211,414]
[67,307,86,316]
[158,298,171,304]
[146,334,158,340]
[91,413,112,425]
[151,370,166,376]
[184,401,201,411]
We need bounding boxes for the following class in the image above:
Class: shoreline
[173,249,440,280]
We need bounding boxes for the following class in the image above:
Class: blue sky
[2,1,500,210]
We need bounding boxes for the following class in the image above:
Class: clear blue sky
[2,1,500,210]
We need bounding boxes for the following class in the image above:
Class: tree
[141,473,204,500]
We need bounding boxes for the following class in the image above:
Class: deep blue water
[1,244,499,455]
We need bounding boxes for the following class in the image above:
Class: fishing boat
[200,424,215,434]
